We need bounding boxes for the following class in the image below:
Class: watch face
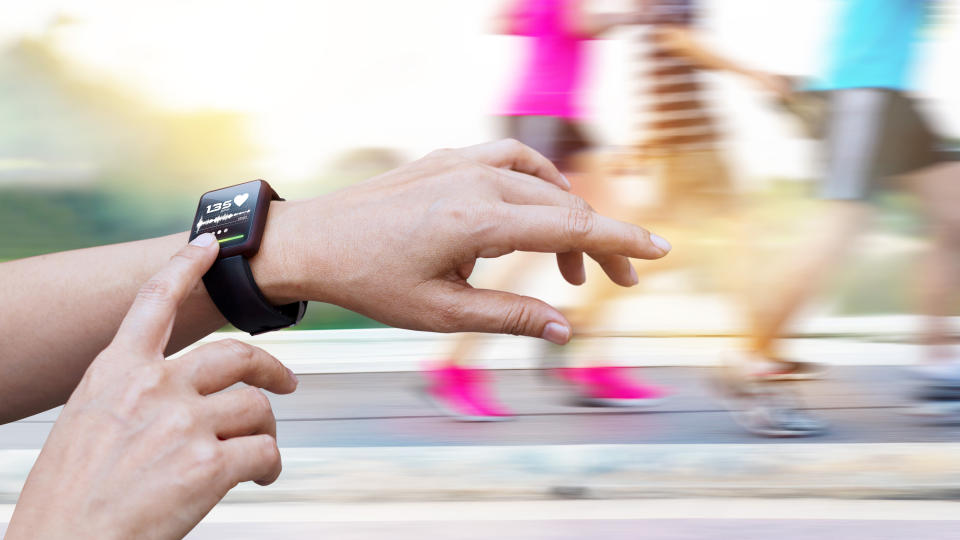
[192,181,263,248]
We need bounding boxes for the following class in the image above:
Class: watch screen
[193,181,261,246]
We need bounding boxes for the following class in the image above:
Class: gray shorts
[821,89,958,200]
[502,115,591,172]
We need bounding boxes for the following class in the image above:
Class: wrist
[248,200,309,305]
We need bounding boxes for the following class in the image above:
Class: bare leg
[567,150,742,357]
[909,162,960,364]
[567,151,615,212]
[747,200,873,358]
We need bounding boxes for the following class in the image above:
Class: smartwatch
[189,179,307,335]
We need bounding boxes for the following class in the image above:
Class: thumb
[434,285,572,344]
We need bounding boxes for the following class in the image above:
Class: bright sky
[2,0,958,183]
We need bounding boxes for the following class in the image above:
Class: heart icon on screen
[234,193,249,207]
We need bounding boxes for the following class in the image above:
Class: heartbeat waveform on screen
[195,209,251,232]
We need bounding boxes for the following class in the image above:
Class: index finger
[113,233,219,354]
[458,139,570,190]
[492,204,672,260]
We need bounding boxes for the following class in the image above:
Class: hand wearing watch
[189,179,307,335]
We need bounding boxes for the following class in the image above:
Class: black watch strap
[203,255,307,335]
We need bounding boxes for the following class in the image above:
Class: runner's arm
[656,25,790,98]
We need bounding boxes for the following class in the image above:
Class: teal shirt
[817,0,930,91]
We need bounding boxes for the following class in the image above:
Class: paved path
[4,348,960,503]
[3,366,958,449]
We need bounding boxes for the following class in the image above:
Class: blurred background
[2,0,957,330]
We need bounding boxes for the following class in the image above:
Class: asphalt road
[3,366,960,449]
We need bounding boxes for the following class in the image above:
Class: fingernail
[541,322,571,345]
[628,264,639,285]
[287,367,299,385]
[559,174,572,190]
[650,233,672,254]
[190,233,216,247]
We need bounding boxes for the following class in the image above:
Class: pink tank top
[500,0,589,119]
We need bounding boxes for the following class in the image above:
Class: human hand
[260,140,671,344]
[6,234,298,540]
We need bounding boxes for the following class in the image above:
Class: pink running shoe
[557,366,667,407]
[422,364,514,421]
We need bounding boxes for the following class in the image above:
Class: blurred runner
[559,0,796,379]
[721,0,960,435]
[420,0,663,421]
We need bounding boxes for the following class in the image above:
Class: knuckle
[250,435,281,472]
[83,355,117,385]
[164,403,198,435]
[253,436,282,484]
[570,194,592,213]
[500,298,532,336]
[439,200,470,224]
[136,278,174,305]
[189,440,225,478]
[434,300,465,333]
[629,225,650,247]
[502,138,525,152]
[471,201,505,237]
[259,435,281,463]
[426,147,455,160]
[218,338,256,361]
[476,162,499,182]
[243,387,273,416]
[124,363,168,399]
[565,208,596,242]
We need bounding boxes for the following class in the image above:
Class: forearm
[565,0,643,38]
[658,26,754,78]
[0,202,298,424]
[574,12,644,37]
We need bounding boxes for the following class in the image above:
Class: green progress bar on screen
[218,234,245,243]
